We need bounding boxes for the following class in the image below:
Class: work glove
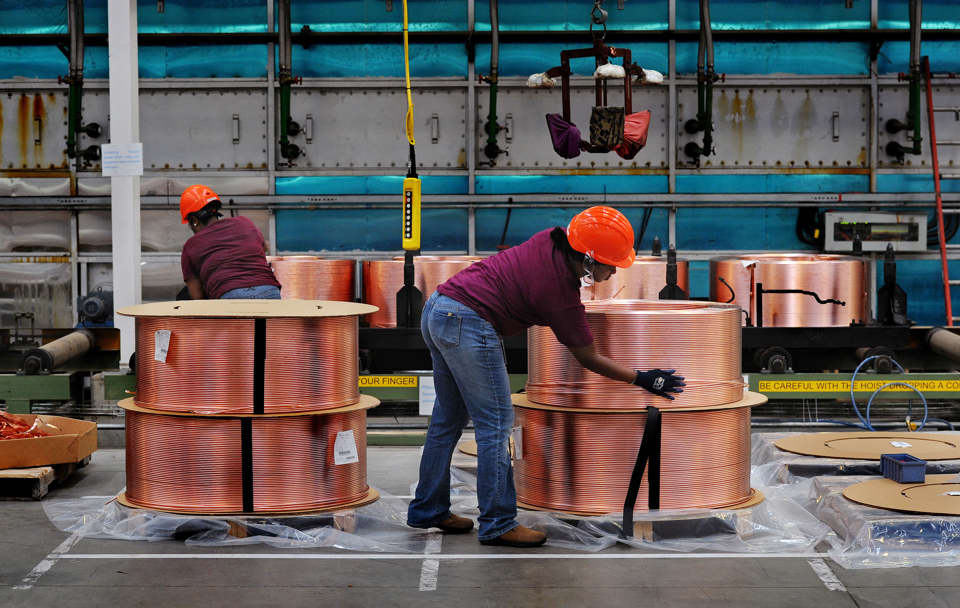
[633,369,685,400]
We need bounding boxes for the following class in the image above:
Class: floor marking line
[419,532,443,592]
[807,558,847,592]
[60,552,824,561]
[13,532,82,591]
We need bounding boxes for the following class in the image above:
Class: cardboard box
[0,414,97,469]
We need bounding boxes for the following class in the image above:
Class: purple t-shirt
[437,228,594,348]
[180,216,281,299]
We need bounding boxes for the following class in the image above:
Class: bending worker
[179,184,282,300]
[407,206,685,548]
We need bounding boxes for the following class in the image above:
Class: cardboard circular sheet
[117,487,381,516]
[518,488,765,518]
[775,432,960,461]
[843,475,960,515]
[512,390,767,413]
[118,394,380,418]
[118,299,378,318]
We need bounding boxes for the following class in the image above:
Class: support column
[108,0,141,364]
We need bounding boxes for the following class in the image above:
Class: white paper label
[890,441,913,448]
[511,426,523,460]
[945,491,960,497]
[154,330,171,363]
[334,430,359,465]
[418,375,437,416]
[101,142,144,176]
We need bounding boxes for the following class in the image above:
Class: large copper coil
[526,300,743,410]
[514,402,752,514]
[134,315,359,414]
[362,256,482,327]
[268,256,355,301]
[710,253,866,327]
[123,402,372,514]
[582,256,690,301]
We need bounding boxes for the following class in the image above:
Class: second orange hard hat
[180,184,220,224]
[567,206,636,268]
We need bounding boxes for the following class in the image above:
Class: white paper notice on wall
[418,375,437,416]
[154,330,171,363]
[334,430,359,465]
[511,426,523,460]
[101,142,144,176]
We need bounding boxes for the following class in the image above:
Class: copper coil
[710,253,866,327]
[268,256,355,301]
[124,407,369,514]
[134,316,359,414]
[582,256,690,301]
[526,300,743,410]
[362,256,482,327]
[514,403,752,514]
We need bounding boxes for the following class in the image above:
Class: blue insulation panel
[277,208,468,252]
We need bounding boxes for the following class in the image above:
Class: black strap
[253,318,266,415]
[241,418,254,512]
[621,406,662,539]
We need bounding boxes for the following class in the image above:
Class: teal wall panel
[677,41,869,75]
[476,42,668,77]
[677,0,869,30]
[476,174,667,194]
[474,0,667,31]
[294,43,467,78]
[878,0,960,29]
[277,208,468,251]
[291,0,466,32]
[277,175,468,195]
[877,41,960,74]
[677,174,869,194]
[676,207,811,251]
[885,258,960,326]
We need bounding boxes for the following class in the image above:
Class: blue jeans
[220,285,281,299]
[407,293,518,540]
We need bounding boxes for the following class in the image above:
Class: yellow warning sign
[358,375,419,388]
[758,379,960,393]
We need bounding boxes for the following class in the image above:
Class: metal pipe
[22,329,95,375]
[927,327,960,365]
[908,0,923,155]
[65,0,85,161]
[482,0,500,161]
[277,0,299,160]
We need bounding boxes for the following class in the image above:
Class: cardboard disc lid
[775,432,960,461]
[118,300,378,318]
[843,474,960,515]
[512,390,767,413]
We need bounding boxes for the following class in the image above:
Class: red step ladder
[923,56,960,326]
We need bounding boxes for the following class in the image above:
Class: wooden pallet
[0,456,90,500]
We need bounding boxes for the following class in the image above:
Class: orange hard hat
[567,206,636,268]
[180,184,220,224]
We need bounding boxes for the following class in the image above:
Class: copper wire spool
[362,256,482,327]
[513,402,752,514]
[122,400,374,514]
[525,300,743,410]
[582,256,690,301]
[710,253,866,327]
[268,256,355,301]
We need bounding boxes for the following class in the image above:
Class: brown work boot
[436,514,474,534]
[479,525,546,548]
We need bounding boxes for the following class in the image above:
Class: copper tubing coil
[124,408,369,514]
[526,300,743,410]
[134,316,359,414]
[582,256,690,301]
[710,253,866,327]
[514,404,752,514]
[267,256,355,301]
[362,256,482,327]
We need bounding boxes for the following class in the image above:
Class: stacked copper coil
[515,299,760,515]
[710,253,866,327]
[581,256,690,301]
[268,256,355,302]
[362,256,482,327]
[134,316,359,414]
[118,300,379,515]
[526,300,743,410]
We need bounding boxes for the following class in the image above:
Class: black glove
[633,369,685,400]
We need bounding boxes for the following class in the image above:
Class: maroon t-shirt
[180,216,281,299]
[437,228,594,348]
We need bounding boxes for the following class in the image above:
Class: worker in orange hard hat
[179,184,281,300]
[408,205,684,548]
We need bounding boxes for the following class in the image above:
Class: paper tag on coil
[945,491,960,497]
[154,330,171,363]
[511,426,523,460]
[334,430,359,465]
[890,441,912,448]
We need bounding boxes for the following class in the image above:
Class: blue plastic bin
[881,453,927,483]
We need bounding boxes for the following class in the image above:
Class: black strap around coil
[241,418,254,512]
[253,318,266,415]
[621,405,662,539]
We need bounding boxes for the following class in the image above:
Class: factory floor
[1,447,959,608]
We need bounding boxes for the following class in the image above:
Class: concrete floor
[2,448,960,608]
